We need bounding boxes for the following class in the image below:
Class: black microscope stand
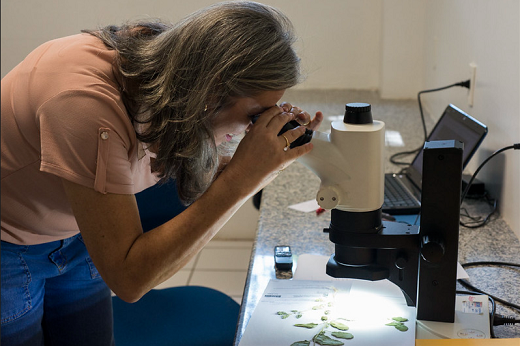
[326,140,464,323]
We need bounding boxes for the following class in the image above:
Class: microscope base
[416,295,490,339]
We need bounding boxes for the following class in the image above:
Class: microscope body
[297,103,463,323]
[297,113,385,213]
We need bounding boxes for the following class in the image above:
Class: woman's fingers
[279,102,323,130]
[246,103,313,158]
[278,125,306,145]
[277,126,311,157]
[280,102,307,125]
[253,105,294,128]
[279,102,292,112]
[307,111,324,130]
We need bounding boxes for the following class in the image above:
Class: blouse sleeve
[38,87,140,194]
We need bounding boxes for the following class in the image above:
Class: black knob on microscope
[421,235,445,263]
[344,103,373,124]
[395,255,408,270]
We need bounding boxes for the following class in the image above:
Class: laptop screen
[407,104,488,187]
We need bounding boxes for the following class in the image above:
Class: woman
[1,1,323,344]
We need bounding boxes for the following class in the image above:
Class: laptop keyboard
[383,175,420,209]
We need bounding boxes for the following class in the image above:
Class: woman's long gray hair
[84,1,301,204]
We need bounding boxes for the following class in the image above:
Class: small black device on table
[274,246,293,270]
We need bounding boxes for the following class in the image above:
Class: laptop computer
[383,104,488,215]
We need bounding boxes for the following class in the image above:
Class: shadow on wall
[476,148,506,208]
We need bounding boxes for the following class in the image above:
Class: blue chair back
[112,286,240,346]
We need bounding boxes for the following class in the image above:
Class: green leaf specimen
[290,341,310,346]
[385,322,400,326]
[314,333,344,345]
[392,317,408,322]
[394,323,409,332]
[329,321,349,331]
[294,323,318,329]
[277,311,290,319]
[331,331,354,340]
[385,317,409,332]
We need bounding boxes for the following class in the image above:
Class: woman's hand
[280,102,324,131]
[219,105,319,196]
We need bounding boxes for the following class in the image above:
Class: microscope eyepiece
[250,110,313,149]
[278,120,313,148]
[344,102,373,124]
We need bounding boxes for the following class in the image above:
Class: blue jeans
[1,234,114,346]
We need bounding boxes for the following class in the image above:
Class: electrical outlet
[468,63,477,107]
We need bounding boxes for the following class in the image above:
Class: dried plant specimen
[277,311,290,319]
[329,321,349,331]
[314,332,344,345]
[385,317,409,332]
[392,317,408,322]
[294,323,319,329]
[290,341,310,346]
[331,331,354,340]
[273,285,410,345]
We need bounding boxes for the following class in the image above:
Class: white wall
[272,0,383,90]
[1,0,385,88]
[2,0,519,238]
[421,0,520,238]
[379,0,426,99]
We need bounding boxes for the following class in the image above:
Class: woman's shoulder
[18,33,125,122]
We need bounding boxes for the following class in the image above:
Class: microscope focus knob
[317,187,340,209]
[395,255,408,270]
[421,235,445,263]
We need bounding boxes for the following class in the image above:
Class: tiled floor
[153,239,254,304]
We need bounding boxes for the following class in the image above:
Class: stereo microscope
[285,103,465,325]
